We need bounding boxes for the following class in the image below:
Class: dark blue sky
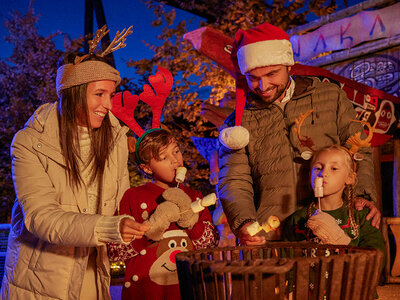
[1,0,367,79]
[0,0,203,78]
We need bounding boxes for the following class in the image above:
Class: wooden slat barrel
[176,242,383,300]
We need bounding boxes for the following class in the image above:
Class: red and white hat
[235,23,294,75]
[219,23,294,150]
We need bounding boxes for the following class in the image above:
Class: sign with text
[290,2,400,62]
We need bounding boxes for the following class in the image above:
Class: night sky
[0,0,370,79]
[0,0,204,78]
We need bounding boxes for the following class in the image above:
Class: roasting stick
[179,193,218,215]
[174,166,218,214]
[314,177,323,211]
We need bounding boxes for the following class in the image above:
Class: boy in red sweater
[108,129,219,300]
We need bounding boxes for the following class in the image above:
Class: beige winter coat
[1,102,130,299]
[218,76,376,238]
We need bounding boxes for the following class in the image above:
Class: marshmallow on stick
[314,177,323,212]
[175,167,187,184]
[191,193,218,213]
[247,216,280,236]
[314,177,323,198]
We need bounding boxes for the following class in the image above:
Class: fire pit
[176,242,383,300]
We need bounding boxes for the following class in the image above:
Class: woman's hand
[119,217,150,242]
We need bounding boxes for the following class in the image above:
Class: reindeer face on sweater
[149,230,194,285]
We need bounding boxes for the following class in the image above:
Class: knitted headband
[56,61,121,96]
[56,25,132,97]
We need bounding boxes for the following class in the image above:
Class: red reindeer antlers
[111,91,143,136]
[139,67,173,129]
[111,67,173,137]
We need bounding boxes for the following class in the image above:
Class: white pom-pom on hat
[219,126,249,150]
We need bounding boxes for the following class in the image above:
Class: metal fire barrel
[176,242,383,300]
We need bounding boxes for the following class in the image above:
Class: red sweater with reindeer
[107,182,219,300]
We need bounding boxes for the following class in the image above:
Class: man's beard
[258,78,290,104]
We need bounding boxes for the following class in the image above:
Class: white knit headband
[56,60,121,97]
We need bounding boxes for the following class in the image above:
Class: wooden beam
[84,0,94,53]
[373,146,383,212]
[83,0,116,67]
[394,138,400,217]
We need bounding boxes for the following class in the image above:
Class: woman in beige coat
[1,48,149,299]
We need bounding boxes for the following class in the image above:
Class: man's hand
[354,198,381,229]
[120,217,150,242]
[237,222,266,246]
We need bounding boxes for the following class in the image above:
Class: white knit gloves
[162,188,199,229]
[145,201,180,241]
[307,211,351,245]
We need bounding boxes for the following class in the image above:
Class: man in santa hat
[217,22,380,245]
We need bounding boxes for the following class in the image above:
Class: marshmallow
[201,193,217,207]
[246,216,280,236]
[191,200,205,213]
[190,193,218,213]
[175,167,187,183]
[314,177,323,198]
[246,222,262,236]
[262,215,280,232]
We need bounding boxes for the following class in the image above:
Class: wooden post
[83,0,116,67]
[394,138,400,217]
[372,146,383,212]
[84,0,93,53]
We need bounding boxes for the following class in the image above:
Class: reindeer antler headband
[111,67,173,163]
[294,109,374,166]
[56,25,133,96]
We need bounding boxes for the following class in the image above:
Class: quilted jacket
[218,76,376,239]
[1,102,130,299]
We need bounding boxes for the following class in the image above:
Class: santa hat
[219,23,294,150]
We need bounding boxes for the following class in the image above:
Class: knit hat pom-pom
[219,126,250,150]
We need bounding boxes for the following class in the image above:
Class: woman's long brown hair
[57,54,114,193]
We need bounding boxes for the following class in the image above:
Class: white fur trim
[237,40,294,74]
[162,230,188,239]
[219,126,250,150]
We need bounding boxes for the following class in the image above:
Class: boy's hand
[120,217,150,242]
[354,198,381,229]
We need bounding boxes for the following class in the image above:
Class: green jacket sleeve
[282,207,309,242]
[351,208,385,252]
